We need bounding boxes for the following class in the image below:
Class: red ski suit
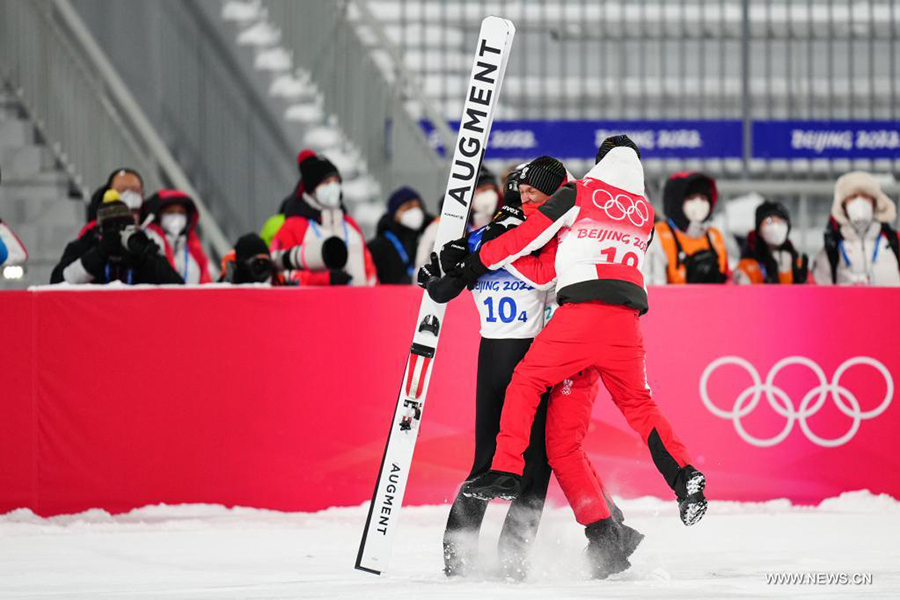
[477,149,693,526]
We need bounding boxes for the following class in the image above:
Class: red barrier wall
[1,286,898,516]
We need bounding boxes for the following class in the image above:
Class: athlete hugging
[419,136,708,580]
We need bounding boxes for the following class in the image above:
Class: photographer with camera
[50,192,183,285]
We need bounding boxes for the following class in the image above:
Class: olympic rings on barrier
[592,188,650,227]
[699,356,893,448]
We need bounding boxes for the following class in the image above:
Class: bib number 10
[484,297,527,323]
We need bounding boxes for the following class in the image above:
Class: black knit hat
[96,200,133,229]
[299,155,340,192]
[519,155,567,196]
[235,233,270,262]
[596,135,641,163]
[755,200,791,232]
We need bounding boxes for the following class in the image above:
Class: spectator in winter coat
[80,168,145,238]
[734,201,808,285]
[368,187,430,284]
[142,190,212,284]
[0,165,28,268]
[812,171,900,286]
[644,172,729,284]
[260,149,317,246]
[0,218,27,267]
[270,153,377,286]
[50,197,182,285]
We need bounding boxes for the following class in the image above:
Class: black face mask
[237,257,273,283]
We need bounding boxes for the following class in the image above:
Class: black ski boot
[674,465,707,526]
[584,517,633,579]
[461,471,521,501]
[443,539,476,577]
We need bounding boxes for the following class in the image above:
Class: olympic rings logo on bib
[592,189,650,228]
[699,356,893,448]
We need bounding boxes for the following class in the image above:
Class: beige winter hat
[831,171,896,226]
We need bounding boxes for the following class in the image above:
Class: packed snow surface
[1,491,898,598]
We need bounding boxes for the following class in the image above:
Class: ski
[355,16,516,575]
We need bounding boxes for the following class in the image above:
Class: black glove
[439,236,469,274]
[329,270,352,285]
[480,222,508,244]
[98,229,123,259]
[416,252,441,289]
[457,251,490,290]
[493,203,525,224]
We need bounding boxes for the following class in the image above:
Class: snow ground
[1,492,898,599]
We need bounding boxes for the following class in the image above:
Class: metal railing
[260,0,449,203]
[67,0,302,244]
[0,0,231,257]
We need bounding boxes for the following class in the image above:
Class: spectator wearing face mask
[51,194,182,285]
[812,171,900,286]
[368,187,430,284]
[80,168,145,238]
[260,149,318,246]
[143,190,212,284]
[734,201,808,285]
[270,153,377,286]
[645,172,728,284]
[470,167,502,231]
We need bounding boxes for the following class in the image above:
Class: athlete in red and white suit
[454,137,707,577]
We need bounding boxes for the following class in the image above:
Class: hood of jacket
[830,171,897,227]
[142,189,200,232]
[583,146,645,196]
[662,172,719,232]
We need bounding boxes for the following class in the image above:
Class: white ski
[355,16,516,576]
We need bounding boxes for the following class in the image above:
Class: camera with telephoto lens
[119,225,153,257]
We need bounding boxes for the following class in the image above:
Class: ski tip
[481,15,515,33]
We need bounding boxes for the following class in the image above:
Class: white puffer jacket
[811,172,900,286]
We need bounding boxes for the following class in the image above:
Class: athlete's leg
[444,337,532,575]
[594,309,692,489]
[498,390,551,578]
[490,303,597,476]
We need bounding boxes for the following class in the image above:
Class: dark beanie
[299,155,340,192]
[476,166,498,189]
[755,200,791,232]
[235,233,270,261]
[387,186,421,218]
[519,155,567,196]
[96,200,132,228]
[684,177,713,201]
[596,134,641,163]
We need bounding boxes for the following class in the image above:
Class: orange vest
[736,257,796,284]
[654,221,728,284]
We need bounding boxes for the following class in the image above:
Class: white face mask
[119,190,143,211]
[398,206,424,230]
[845,196,874,229]
[682,197,711,223]
[315,181,342,208]
[472,189,499,218]
[760,221,789,248]
[161,213,187,237]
